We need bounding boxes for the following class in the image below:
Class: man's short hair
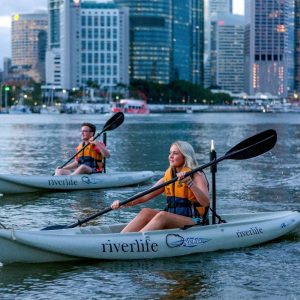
[81,122,96,135]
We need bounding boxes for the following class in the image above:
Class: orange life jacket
[76,143,103,172]
[164,166,209,221]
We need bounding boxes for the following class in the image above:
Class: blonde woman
[111,141,210,232]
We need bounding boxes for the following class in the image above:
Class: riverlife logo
[236,227,263,238]
[100,237,159,253]
[48,177,78,186]
[280,218,295,228]
[81,176,98,184]
[166,234,210,248]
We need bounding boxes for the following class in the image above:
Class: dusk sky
[0,0,244,68]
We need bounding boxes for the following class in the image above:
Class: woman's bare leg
[140,211,195,232]
[54,168,72,176]
[71,165,93,175]
[122,208,159,232]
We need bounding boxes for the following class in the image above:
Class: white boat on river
[0,171,154,194]
[0,210,299,264]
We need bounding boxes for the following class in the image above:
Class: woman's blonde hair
[171,141,198,169]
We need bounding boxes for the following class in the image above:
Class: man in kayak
[111,141,210,231]
[54,123,110,176]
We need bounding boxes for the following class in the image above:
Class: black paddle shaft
[43,129,277,230]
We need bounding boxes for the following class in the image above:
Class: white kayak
[0,171,155,194]
[0,210,299,264]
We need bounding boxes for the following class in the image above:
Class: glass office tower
[172,0,191,81]
[115,0,172,84]
[48,0,61,49]
[295,0,300,94]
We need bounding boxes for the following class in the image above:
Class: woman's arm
[177,171,210,207]
[188,172,210,207]
[111,177,165,209]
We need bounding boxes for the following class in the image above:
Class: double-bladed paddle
[56,112,124,171]
[43,129,277,230]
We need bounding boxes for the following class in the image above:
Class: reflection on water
[0,113,300,299]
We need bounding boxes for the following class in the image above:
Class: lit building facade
[46,0,129,91]
[287,0,295,96]
[11,13,48,82]
[295,0,300,95]
[48,0,61,49]
[115,0,172,84]
[46,0,62,88]
[172,0,191,81]
[192,0,207,86]
[79,2,129,88]
[115,0,207,85]
[210,0,233,15]
[210,14,245,93]
[245,0,294,97]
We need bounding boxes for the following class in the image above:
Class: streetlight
[293,92,298,102]
[4,85,10,109]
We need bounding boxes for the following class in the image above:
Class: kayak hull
[0,171,154,194]
[0,210,299,264]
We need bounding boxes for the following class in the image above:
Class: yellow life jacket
[76,143,103,172]
[164,166,209,221]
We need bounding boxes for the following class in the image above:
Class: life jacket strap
[209,207,227,224]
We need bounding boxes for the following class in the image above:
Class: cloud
[0,17,11,28]
[0,0,47,17]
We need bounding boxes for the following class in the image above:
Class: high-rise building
[48,0,61,50]
[245,0,293,97]
[202,0,211,88]
[204,0,236,87]
[295,1,300,96]
[172,0,191,81]
[115,0,206,85]
[115,0,172,84]
[3,58,12,80]
[78,1,129,89]
[45,0,62,88]
[287,0,295,96]
[192,0,207,86]
[210,14,245,93]
[11,12,48,82]
[59,0,81,90]
[46,0,129,91]
[210,0,233,15]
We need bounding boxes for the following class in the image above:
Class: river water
[0,112,299,299]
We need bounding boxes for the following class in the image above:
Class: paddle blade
[103,112,124,132]
[225,129,277,160]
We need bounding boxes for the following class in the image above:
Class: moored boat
[111,99,150,114]
[8,104,32,114]
[0,210,299,264]
[0,171,155,194]
[40,105,60,114]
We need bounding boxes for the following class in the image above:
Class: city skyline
[0,0,244,68]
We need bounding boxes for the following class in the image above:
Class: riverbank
[149,104,265,113]
[1,102,300,114]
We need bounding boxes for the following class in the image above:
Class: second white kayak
[0,171,155,194]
